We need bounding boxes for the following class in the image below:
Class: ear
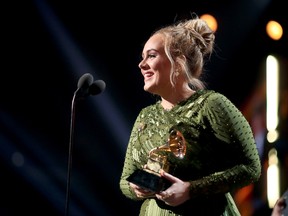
[175,55,186,70]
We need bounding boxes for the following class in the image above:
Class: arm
[119,111,154,200]
[271,190,288,216]
[189,92,261,197]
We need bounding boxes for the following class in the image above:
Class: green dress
[119,90,261,216]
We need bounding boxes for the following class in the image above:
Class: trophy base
[127,169,171,193]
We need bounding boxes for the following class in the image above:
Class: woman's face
[138,33,172,95]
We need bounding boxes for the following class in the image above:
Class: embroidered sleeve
[189,92,261,197]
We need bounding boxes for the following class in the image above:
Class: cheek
[152,59,171,75]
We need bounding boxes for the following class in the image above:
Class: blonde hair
[152,16,215,90]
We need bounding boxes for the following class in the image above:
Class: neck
[160,87,195,110]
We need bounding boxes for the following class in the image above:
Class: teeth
[145,72,153,77]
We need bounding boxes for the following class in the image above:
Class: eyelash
[140,53,156,62]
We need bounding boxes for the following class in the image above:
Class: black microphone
[75,73,106,97]
[89,80,106,95]
[77,73,93,90]
[66,74,105,215]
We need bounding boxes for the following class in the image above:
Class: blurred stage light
[200,14,218,32]
[266,20,283,40]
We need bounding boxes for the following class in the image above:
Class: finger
[164,201,172,206]
[135,191,147,198]
[156,191,173,201]
[163,191,174,199]
[160,170,178,182]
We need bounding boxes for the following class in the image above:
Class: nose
[138,60,144,69]
[138,59,147,69]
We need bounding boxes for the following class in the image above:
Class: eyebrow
[141,48,158,57]
[145,48,158,53]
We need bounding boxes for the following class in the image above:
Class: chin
[144,88,156,96]
[144,83,152,89]
[143,84,150,91]
[144,82,158,92]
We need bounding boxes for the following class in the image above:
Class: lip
[143,72,154,82]
[143,71,154,78]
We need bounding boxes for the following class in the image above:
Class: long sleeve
[119,111,147,200]
[187,92,262,197]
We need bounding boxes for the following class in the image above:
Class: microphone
[77,73,93,90]
[66,73,105,215]
[89,80,106,95]
[75,73,106,97]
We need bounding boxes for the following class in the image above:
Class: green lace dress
[119,90,261,216]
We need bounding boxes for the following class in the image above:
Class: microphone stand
[64,74,105,215]
[65,92,77,216]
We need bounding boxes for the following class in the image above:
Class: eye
[148,54,156,58]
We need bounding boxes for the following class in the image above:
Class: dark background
[1,0,287,215]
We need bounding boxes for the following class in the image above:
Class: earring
[175,70,180,76]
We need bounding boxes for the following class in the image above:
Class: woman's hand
[271,196,287,216]
[129,182,156,199]
[155,170,190,206]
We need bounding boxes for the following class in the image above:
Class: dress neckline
[157,90,205,112]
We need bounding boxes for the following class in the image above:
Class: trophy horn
[149,129,186,159]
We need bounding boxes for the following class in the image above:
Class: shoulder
[191,89,225,104]
[195,90,240,114]
[138,102,159,116]
[198,90,233,104]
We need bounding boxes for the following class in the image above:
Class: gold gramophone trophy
[127,129,186,192]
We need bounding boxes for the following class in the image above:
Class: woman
[271,189,288,216]
[119,15,261,216]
